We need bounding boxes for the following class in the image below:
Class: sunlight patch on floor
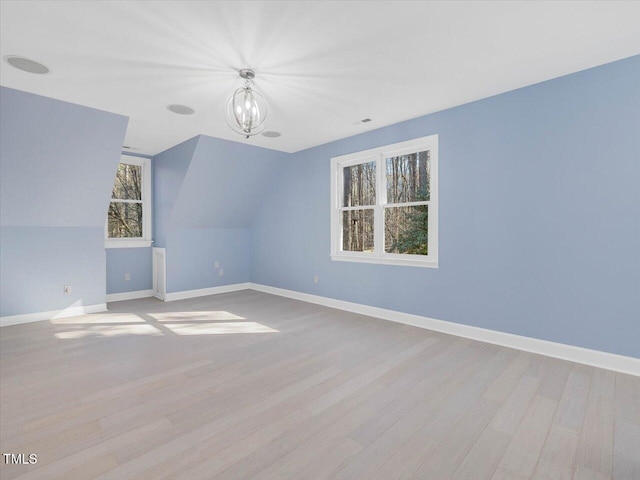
[149,311,246,322]
[164,321,278,335]
[50,314,140,325]
[54,324,162,339]
[51,310,278,338]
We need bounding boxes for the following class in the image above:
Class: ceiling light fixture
[225,69,268,139]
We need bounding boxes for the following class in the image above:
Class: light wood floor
[0,291,638,479]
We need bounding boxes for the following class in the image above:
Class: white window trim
[330,134,438,268]
[105,155,153,249]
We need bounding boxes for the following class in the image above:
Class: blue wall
[153,137,198,248]
[106,247,152,295]
[153,134,287,293]
[1,227,106,315]
[0,88,128,228]
[0,87,128,316]
[167,228,250,292]
[251,56,640,358]
[172,135,288,229]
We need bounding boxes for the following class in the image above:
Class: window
[105,155,152,248]
[331,134,438,267]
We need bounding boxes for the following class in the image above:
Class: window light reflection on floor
[149,311,245,322]
[52,310,279,338]
[55,324,163,339]
[50,314,141,324]
[164,321,277,335]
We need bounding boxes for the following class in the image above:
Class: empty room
[0,1,639,479]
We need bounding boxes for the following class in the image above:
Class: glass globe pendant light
[225,69,268,138]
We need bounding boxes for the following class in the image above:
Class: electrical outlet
[313,275,319,284]
[64,285,71,295]
[214,260,220,269]
[124,273,130,281]
[219,268,224,277]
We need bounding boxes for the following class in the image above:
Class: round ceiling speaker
[4,55,49,74]
[167,104,195,115]
[262,131,281,138]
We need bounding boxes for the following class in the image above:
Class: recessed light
[361,118,372,123]
[4,55,49,74]
[262,131,282,138]
[167,104,194,115]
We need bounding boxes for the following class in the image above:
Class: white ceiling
[1,1,639,155]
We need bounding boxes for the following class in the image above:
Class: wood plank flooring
[0,290,638,479]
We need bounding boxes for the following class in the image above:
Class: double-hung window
[105,155,152,248]
[331,134,438,268]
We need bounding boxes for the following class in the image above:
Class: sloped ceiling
[1,1,638,155]
[152,136,198,247]
[171,136,288,229]
[0,87,128,227]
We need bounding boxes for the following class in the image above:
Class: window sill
[330,254,438,269]
[105,239,153,249]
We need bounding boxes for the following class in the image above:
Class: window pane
[343,161,376,207]
[386,151,430,203]
[108,202,143,238]
[342,209,374,252]
[112,164,142,200]
[385,205,428,255]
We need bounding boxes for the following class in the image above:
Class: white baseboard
[3,282,637,376]
[164,283,252,302]
[248,283,640,377]
[106,289,154,303]
[0,303,108,328]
